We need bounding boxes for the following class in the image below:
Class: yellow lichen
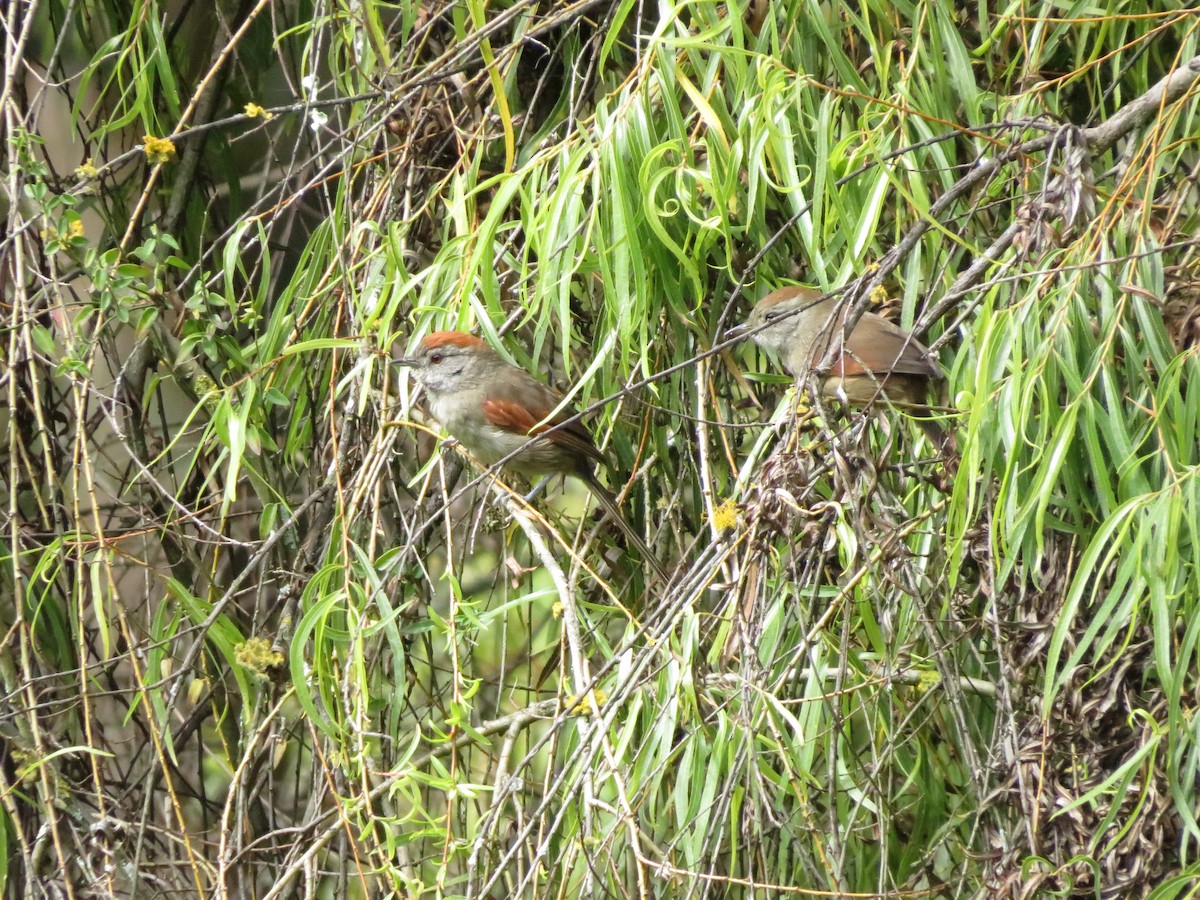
[914,670,941,694]
[236,636,284,678]
[143,135,176,165]
[569,689,607,715]
[709,498,740,532]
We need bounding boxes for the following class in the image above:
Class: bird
[728,285,948,441]
[395,330,668,581]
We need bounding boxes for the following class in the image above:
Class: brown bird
[728,285,947,438]
[396,331,667,581]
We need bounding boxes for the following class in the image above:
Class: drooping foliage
[3,1,1200,896]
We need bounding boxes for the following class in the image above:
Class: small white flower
[309,109,328,132]
[301,74,318,95]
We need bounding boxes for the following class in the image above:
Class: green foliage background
[3,0,1200,896]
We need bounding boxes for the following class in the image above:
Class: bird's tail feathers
[581,473,669,583]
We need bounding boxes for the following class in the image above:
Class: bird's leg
[523,475,553,504]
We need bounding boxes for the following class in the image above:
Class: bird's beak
[393,357,417,367]
[723,322,750,341]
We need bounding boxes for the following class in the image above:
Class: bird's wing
[834,313,942,379]
[482,375,604,467]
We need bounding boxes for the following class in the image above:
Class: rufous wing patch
[482,396,604,467]
[836,322,940,378]
[833,350,870,378]
[482,398,549,436]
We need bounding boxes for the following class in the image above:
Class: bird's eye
[764,311,780,322]
[429,351,445,364]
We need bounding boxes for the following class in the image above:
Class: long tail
[581,473,670,583]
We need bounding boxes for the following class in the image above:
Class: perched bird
[728,285,948,442]
[730,286,941,404]
[396,331,667,580]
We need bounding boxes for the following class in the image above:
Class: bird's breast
[425,389,564,473]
